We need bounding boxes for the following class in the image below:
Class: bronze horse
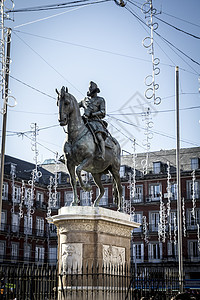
[56,87,122,211]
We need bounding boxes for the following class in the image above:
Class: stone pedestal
[50,206,140,299]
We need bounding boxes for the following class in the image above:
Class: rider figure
[79,81,107,160]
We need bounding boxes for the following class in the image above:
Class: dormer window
[191,158,199,170]
[153,162,161,174]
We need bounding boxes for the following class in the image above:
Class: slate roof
[4,155,54,185]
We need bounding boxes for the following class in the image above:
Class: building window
[149,183,162,201]
[11,242,19,262]
[80,190,91,206]
[13,186,21,203]
[12,213,19,233]
[120,166,125,178]
[48,223,57,237]
[191,158,199,170]
[36,217,44,237]
[54,192,61,209]
[167,242,178,259]
[188,241,200,261]
[148,242,162,262]
[49,247,57,264]
[2,182,8,200]
[64,191,73,206]
[187,181,200,200]
[149,212,159,232]
[187,209,200,230]
[36,191,44,207]
[96,187,108,206]
[35,246,44,263]
[0,241,5,262]
[24,215,33,235]
[153,162,161,174]
[171,183,177,200]
[132,185,143,203]
[1,211,6,231]
[24,189,34,206]
[24,244,31,262]
[133,243,144,262]
[132,213,142,232]
[169,211,177,231]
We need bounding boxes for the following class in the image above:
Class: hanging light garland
[158,193,166,243]
[191,170,196,219]
[141,108,154,175]
[182,197,187,238]
[141,0,161,105]
[10,164,16,214]
[142,215,149,244]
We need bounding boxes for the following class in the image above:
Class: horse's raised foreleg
[67,160,79,206]
[92,173,104,207]
[76,158,93,192]
[110,168,123,211]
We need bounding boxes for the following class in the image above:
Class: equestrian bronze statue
[56,82,123,211]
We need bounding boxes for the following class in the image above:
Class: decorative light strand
[174,215,177,245]
[182,197,187,238]
[0,1,16,114]
[166,161,171,217]
[142,216,149,244]
[10,164,16,214]
[19,180,25,219]
[141,107,154,175]
[142,0,161,105]
[47,176,54,217]
[197,224,200,253]
[158,193,166,243]
[52,152,59,208]
[191,170,196,219]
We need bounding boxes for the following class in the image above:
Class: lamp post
[175,66,184,292]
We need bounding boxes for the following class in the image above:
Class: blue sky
[1,0,200,163]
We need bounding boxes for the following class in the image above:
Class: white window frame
[12,213,19,233]
[11,242,19,262]
[132,185,143,203]
[132,213,142,232]
[171,183,177,200]
[36,191,44,206]
[187,209,200,230]
[149,211,159,232]
[13,185,21,203]
[1,211,6,231]
[35,246,45,263]
[24,244,31,262]
[153,162,161,174]
[167,242,178,260]
[2,182,8,200]
[149,183,162,201]
[188,240,200,261]
[187,180,199,200]
[49,223,57,236]
[49,246,57,264]
[64,191,73,206]
[191,158,199,170]
[0,241,5,262]
[96,187,108,206]
[24,215,33,235]
[36,217,44,237]
[148,242,162,262]
[133,243,144,263]
[80,190,91,206]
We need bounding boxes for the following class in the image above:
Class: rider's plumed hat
[87,81,100,96]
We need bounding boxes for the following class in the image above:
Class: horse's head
[56,86,72,126]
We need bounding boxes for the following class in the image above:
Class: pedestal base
[50,206,140,299]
